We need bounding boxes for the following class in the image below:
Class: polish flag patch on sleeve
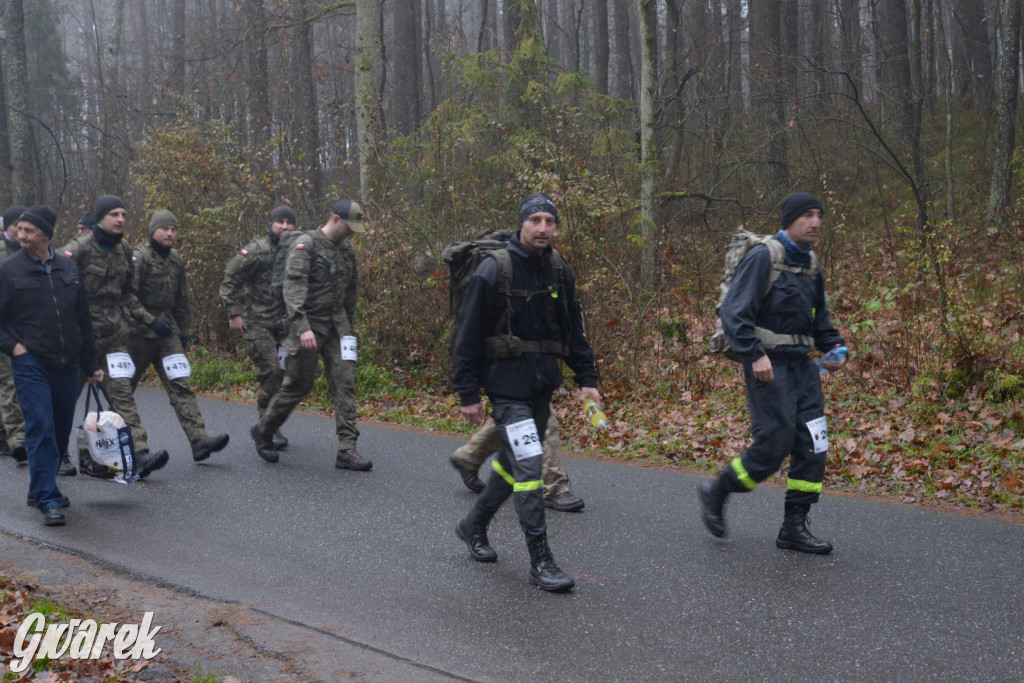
[63,251,73,258]
[295,243,305,250]
[131,255,137,262]
[239,248,248,256]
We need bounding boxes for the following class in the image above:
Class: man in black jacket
[0,206,104,526]
[698,192,847,553]
[452,193,601,592]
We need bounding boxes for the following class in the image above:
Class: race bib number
[106,352,135,379]
[162,354,191,380]
[505,418,543,460]
[806,416,829,454]
[277,346,287,370]
[341,336,357,361]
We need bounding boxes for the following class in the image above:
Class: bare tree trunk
[477,0,495,51]
[394,0,422,135]
[986,0,1022,227]
[613,0,631,98]
[954,0,993,101]
[750,0,789,201]
[593,0,609,94]
[0,30,12,204]
[637,0,657,288]
[99,0,125,185]
[4,0,38,202]
[356,0,382,200]
[293,2,321,202]
[170,0,186,95]
[246,0,271,148]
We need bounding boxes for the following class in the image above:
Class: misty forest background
[3,0,1024,511]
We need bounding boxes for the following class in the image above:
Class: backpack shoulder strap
[491,247,513,295]
[764,238,787,294]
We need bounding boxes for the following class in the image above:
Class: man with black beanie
[60,195,169,478]
[451,192,601,592]
[75,213,96,237]
[0,205,28,462]
[127,209,230,462]
[0,205,104,525]
[698,191,847,553]
[219,205,296,449]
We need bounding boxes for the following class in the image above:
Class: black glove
[179,334,190,351]
[149,319,173,338]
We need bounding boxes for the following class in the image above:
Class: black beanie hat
[2,205,27,230]
[519,193,559,226]
[78,213,96,227]
[271,205,297,224]
[94,195,126,223]
[780,192,824,229]
[19,205,57,239]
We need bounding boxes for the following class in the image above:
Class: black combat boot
[57,452,78,476]
[776,503,833,554]
[456,509,497,562]
[449,455,485,493]
[191,433,230,462]
[9,442,27,463]
[250,425,279,463]
[272,430,289,450]
[136,449,170,479]
[698,478,729,538]
[526,534,574,592]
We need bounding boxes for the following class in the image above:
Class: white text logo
[9,611,162,673]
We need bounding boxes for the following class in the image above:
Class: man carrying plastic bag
[77,383,139,484]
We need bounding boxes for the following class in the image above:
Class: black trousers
[473,393,551,538]
[724,354,827,506]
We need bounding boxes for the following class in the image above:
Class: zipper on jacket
[47,269,67,368]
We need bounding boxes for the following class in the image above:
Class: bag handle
[86,382,114,416]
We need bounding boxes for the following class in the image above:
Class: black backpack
[442,230,572,358]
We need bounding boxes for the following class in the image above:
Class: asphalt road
[2,388,1022,682]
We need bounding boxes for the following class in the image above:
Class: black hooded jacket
[452,235,598,405]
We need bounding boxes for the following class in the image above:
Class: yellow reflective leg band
[491,460,542,492]
[787,478,823,493]
[491,460,516,487]
[731,458,757,490]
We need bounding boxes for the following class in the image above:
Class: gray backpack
[708,228,818,360]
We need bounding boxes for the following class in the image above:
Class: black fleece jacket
[0,248,99,375]
[452,236,598,405]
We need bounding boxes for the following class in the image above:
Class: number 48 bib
[505,418,544,460]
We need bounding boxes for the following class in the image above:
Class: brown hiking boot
[335,448,372,471]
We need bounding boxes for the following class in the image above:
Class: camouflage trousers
[0,352,25,447]
[243,325,285,420]
[452,404,571,498]
[128,336,207,444]
[257,330,358,450]
[78,334,150,454]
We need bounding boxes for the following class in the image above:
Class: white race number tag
[277,346,287,370]
[162,354,191,380]
[505,418,544,460]
[341,336,357,361]
[806,416,829,454]
[106,352,135,379]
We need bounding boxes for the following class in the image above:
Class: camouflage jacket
[0,235,20,260]
[59,233,152,343]
[219,234,283,331]
[130,242,191,340]
[281,230,357,351]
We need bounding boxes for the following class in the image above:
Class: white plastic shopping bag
[77,383,139,483]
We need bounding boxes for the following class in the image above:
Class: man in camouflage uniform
[127,210,229,462]
[60,195,168,478]
[250,200,370,471]
[0,205,27,462]
[219,205,296,450]
[450,407,585,511]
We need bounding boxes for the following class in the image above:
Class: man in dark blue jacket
[452,193,601,591]
[699,192,847,553]
[0,206,104,526]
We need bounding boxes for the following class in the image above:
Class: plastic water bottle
[581,397,608,429]
[816,346,848,373]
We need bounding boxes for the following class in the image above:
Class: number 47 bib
[505,419,544,460]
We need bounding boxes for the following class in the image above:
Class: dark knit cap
[780,192,824,228]
[19,205,57,239]
[147,209,178,236]
[519,193,559,226]
[94,195,126,223]
[78,213,96,227]
[2,205,27,230]
[271,205,297,224]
